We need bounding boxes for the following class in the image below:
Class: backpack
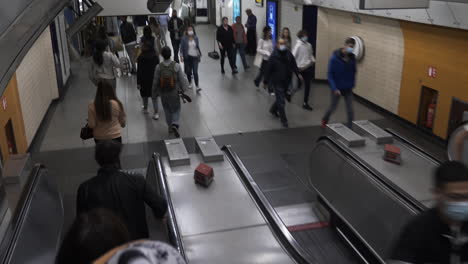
[159,62,177,93]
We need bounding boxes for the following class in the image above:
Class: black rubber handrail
[1,164,43,264]
[151,153,187,262]
[318,136,426,212]
[222,145,317,264]
[384,128,443,165]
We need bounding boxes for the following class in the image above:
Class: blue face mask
[301,37,308,42]
[346,47,354,53]
[445,201,468,222]
[279,45,287,51]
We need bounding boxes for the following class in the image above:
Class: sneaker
[282,122,289,128]
[270,92,275,96]
[321,120,328,128]
[221,69,225,74]
[254,80,260,87]
[269,110,279,118]
[188,84,193,89]
[245,65,250,70]
[232,69,238,74]
[152,113,160,120]
[172,125,180,138]
[303,103,313,111]
[196,87,202,93]
[141,106,149,114]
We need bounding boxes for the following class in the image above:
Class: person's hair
[435,161,468,189]
[97,26,108,40]
[55,208,130,264]
[149,17,158,27]
[172,9,177,15]
[94,81,124,122]
[236,16,241,22]
[143,26,153,39]
[121,16,127,22]
[297,29,308,38]
[281,27,291,42]
[161,46,172,60]
[263,26,272,40]
[93,39,108,66]
[222,16,228,22]
[95,140,122,167]
[246,9,252,14]
[345,37,356,46]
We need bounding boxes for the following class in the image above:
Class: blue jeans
[270,82,288,125]
[142,97,159,113]
[235,43,248,68]
[323,89,354,128]
[184,56,199,86]
[163,104,180,127]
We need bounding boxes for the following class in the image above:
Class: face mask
[445,201,468,222]
[279,45,287,51]
[346,47,354,53]
[301,37,308,42]
[188,31,194,36]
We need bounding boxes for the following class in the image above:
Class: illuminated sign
[267,1,277,42]
[255,0,263,7]
[233,0,241,20]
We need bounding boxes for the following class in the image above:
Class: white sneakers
[152,113,160,120]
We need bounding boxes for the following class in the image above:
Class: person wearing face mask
[321,37,357,129]
[390,161,468,264]
[265,38,302,128]
[292,30,316,111]
[168,10,184,63]
[180,26,202,92]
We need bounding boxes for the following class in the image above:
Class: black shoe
[221,69,225,74]
[232,69,238,74]
[303,103,313,111]
[172,125,180,138]
[269,110,279,118]
[245,65,250,70]
[282,122,289,128]
[285,93,292,102]
[254,80,260,87]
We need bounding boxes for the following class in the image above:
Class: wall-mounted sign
[352,15,361,24]
[255,0,263,7]
[266,0,278,42]
[2,97,6,111]
[428,66,437,78]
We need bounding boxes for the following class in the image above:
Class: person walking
[149,17,164,52]
[140,26,157,53]
[216,17,238,75]
[245,9,257,55]
[152,47,190,138]
[180,25,202,92]
[88,81,126,144]
[158,14,169,43]
[120,16,138,73]
[292,30,316,111]
[168,10,184,63]
[266,38,301,128]
[281,27,292,50]
[89,39,121,90]
[232,16,249,70]
[321,37,357,128]
[254,26,274,93]
[137,42,160,120]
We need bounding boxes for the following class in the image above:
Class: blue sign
[233,0,241,21]
[267,1,277,42]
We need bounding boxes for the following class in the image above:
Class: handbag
[80,123,93,140]
[254,53,263,68]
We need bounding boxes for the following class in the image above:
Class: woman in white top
[180,26,202,92]
[89,39,121,90]
[292,30,316,111]
[254,26,274,92]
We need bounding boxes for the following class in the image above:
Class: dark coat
[265,49,299,85]
[76,167,167,240]
[216,25,235,47]
[328,49,357,92]
[168,17,184,41]
[137,51,160,97]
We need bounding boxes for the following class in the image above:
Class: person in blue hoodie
[321,38,357,128]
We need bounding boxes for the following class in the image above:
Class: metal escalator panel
[66,3,103,38]
[309,138,419,262]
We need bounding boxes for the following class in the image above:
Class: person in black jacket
[76,140,167,240]
[168,10,184,63]
[265,38,302,128]
[137,42,160,120]
[216,17,238,74]
[120,16,138,73]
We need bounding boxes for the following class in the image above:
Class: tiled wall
[279,1,303,46]
[316,8,404,114]
[16,28,59,146]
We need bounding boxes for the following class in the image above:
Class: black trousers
[247,29,257,55]
[270,83,288,125]
[220,46,236,71]
[299,66,314,104]
[171,39,181,63]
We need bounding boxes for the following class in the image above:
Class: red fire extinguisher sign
[426,102,436,128]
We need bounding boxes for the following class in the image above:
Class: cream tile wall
[279,1,303,46]
[316,8,404,114]
[16,28,59,146]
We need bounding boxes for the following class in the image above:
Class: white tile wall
[215,0,266,39]
[280,1,303,46]
[316,8,404,114]
[16,28,59,146]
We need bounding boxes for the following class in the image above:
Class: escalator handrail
[151,153,187,262]
[222,145,316,264]
[384,128,442,165]
[318,136,426,212]
[1,164,43,264]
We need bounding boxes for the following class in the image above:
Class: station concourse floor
[29,25,446,236]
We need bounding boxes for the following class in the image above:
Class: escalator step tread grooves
[291,228,360,264]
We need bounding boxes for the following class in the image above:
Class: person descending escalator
[390,161,468,264]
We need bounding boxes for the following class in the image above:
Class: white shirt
[91,51,120,80]
[188,39,198,57]
[292,40,316,70]
[257,38,273,61]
